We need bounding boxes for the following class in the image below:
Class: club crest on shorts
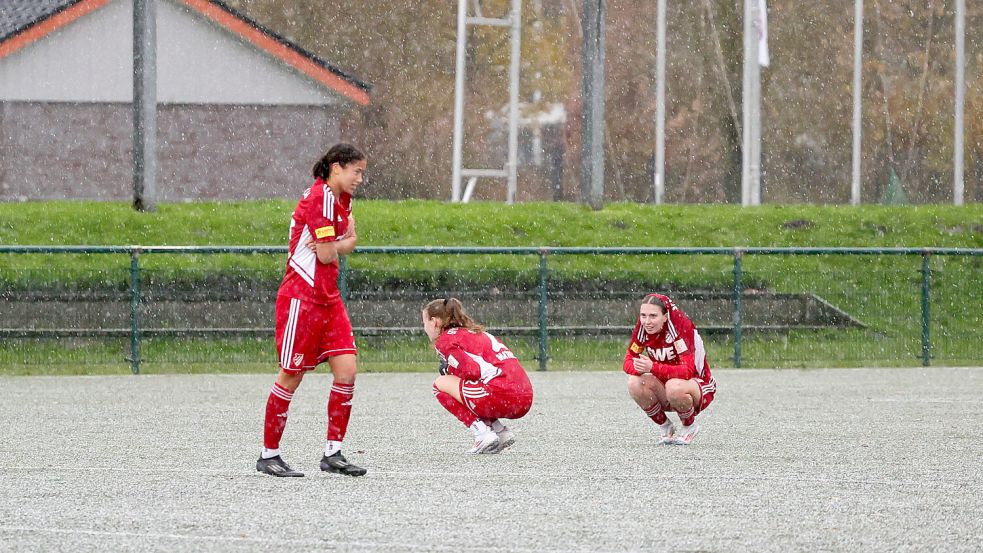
[292,353,304,366]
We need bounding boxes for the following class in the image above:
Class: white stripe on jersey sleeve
[323,185,335,221]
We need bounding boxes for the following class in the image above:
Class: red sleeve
[435,334,482,381]
[651,353,696,381]
[623,320,646,376]
[303,186,343,243]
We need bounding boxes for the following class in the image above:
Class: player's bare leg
[320,354,366,476]
[257,369,306,477]
[665,378,703,445]
[628,374,676,443]
[433,375,499,454]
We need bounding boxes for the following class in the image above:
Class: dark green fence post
[338,255,349,304]
[921,251,931,367]
[537,251,549,371]
[733,249,743,368]
[129,247,142,375]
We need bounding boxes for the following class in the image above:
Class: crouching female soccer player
[624,293,716,445]
[422,298,534,454]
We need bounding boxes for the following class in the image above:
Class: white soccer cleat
[466,430,501,455]
[672,423,700,445]
[489,426,515,453]
[657,420,676,445]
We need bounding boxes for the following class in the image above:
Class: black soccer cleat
[256,455,304,477]
[320,451,367,477]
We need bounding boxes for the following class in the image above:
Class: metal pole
[741,0,753,206]
[851,0,863,205]
[451,0,468,202]
[506,0,521,205]
[921,252,931,367]
[954,0,965,206]
[338,255,349,305]
[749,0,762,205]
[537,252,549,371]
[581,0,605,210]
[133,0,157,212]
[129,248,142,374]
[653,0,667,204]
[733,250,743,368]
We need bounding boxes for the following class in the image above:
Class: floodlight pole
[954,0,965,206]
[851,0,863,205]
[133,0,157,212]
[581,0,606,210]
[740,0,761,206]
[652,0,667,204]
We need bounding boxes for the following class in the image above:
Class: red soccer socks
[326,381,355,443]
[263,382,294,452]
[643,402,669,425]
[433,385,477,427]
[677,405,696,427]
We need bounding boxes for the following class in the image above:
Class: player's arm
[333,215,358,256]
[310,216,356,263]
[623,348,651,377]
[650,352,696,381]
[440,344,482,381]
[622,321,649,376]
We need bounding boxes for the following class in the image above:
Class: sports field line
[0,465,965,488]
[0,525,565,553]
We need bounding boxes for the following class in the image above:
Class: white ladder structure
[451,0,522,204]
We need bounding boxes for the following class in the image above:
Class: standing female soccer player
[256,143,367,477]
[623,293,716,445]
[423,298,534,454]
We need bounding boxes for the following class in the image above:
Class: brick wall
[0,101,341,201]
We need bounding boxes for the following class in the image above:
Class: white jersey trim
[693,329,707,378]
[464,351,503,384]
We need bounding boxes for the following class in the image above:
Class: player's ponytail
[423,297,484,334]
[312,143,366,181]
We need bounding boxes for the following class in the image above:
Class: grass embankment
[1,201,981,374]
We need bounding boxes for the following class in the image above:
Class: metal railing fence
[1,246,980,373]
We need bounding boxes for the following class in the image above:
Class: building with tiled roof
[0,0,371,200]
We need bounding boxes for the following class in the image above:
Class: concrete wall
[0,100,340,200]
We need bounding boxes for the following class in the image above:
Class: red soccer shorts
[458,378,533,420]
[275,295,356,373]
[657,376,715,414]
[693,378,715,413]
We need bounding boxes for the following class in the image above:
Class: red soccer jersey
[277,178,352,306]
[434,327,531,392]
[623,293,714,386]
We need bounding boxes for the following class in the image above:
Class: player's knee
[626,374,646,395]
[276,369,304,391]
[664,379,690,404]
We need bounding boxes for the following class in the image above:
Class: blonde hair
[422,297,484,333]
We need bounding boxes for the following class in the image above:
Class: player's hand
[632,356,653,376]
[341,216,357,240]
[305,239,317,252]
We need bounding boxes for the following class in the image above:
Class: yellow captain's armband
[314,225,335,239]
[630,343,643,354]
